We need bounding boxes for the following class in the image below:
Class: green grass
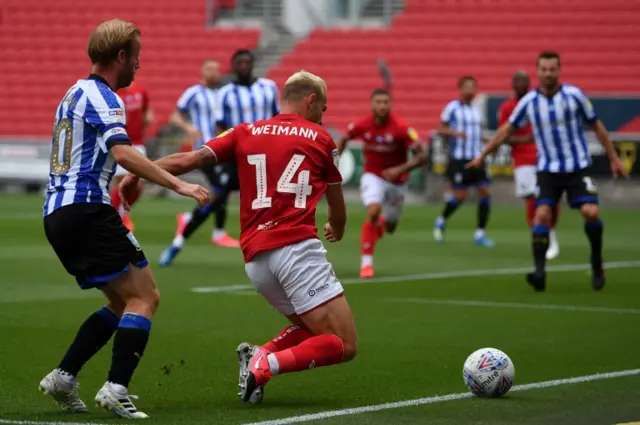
[0,194,639,425]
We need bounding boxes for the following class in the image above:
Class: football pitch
[1,194,639,425]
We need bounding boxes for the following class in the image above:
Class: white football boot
[546,229,560,260]
[38,369,88,413]
[236,342,263,404]
[95,382,149,419]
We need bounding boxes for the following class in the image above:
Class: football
[462,347,515,398]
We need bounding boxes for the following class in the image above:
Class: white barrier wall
[282,0,330,37]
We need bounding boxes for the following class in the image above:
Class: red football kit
[345,113,420,184]
[203,114,343,262]
[498,98,536,167]
[117,83,149,145]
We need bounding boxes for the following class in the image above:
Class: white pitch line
[190,260,640,294]
[241,368,640,425]
[396,297,640,314]
[0,420,113,425]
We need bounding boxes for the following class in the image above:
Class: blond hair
[282,70,327,101]
[87,19,140,65]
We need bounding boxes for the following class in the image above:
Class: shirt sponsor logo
[108,109,125,124]
[308,282,330,297]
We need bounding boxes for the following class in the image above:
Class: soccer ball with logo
[462,347,515,398]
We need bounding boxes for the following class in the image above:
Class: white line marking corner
[241,368,640,425]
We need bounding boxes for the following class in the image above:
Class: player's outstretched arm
[438,123,466,139]
[325,183,347,242]
[111,145,210,207]
[466,122,515,168]
[336,135,349,155]
[150,148,215,177]
[590,120,628,178]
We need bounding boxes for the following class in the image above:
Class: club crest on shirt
[332,149,340,167]
[407,127,419,141]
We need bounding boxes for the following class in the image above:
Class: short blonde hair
[87,19,140,65]
[282,70,327,101]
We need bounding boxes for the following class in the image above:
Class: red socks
[361,221,379,256]
[111,185,142,215]
[526,198,560,229]
[262,325,313,353]
[362,214,386,256]
[271,334,344,374]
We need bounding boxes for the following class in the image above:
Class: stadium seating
[0,0,259,136]
[269,0,640,134]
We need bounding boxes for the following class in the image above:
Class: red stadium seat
[268,0,640,134]
[1,0,259,136]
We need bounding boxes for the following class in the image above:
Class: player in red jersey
[110,81,154,231]
[498,70,560,259]
[336,88,427,278]
[119,70,356,404]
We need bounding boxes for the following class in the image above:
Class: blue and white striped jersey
[440,100,484,160]
[216,78,280,130]
[43,75,131,217]
[176,84,221,149]
[509,84,597,173]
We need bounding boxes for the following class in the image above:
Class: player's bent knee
[341,337,358,362]
[478,187,491,198]
[300,295,358,362]
[580,203,599,221]
[534,205,552,224]
[453,190,467,202]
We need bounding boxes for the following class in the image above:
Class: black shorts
[446,159,491,189]
[43,203,148,289]
[536,168,599,209]
[202,161,239,192]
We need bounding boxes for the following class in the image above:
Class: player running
[109,81,154,232]
[498,70,560,260]
[336,88,427,278]
[434,76,494,247]
[159,50,280,265]
[120,70,356,405]
[467,51,627,291]
[39,20,209,419]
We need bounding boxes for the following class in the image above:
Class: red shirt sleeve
[345,119,364,139]
[323,134,343,185]
[498,101,511,126]
[203,126,239,163]
[142,88,150,112]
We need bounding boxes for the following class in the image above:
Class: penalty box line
[191,260,640,294]
[241,368,640,425]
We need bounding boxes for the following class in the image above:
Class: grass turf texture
[0,194,639,425]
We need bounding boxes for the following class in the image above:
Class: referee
[160,49,280,266]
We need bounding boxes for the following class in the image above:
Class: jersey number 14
[248,154,312,210]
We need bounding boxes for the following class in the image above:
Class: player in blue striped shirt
[435,76,494,247]
[39,19,209,418]
[160,49,280,265]
[468,51,627,292]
